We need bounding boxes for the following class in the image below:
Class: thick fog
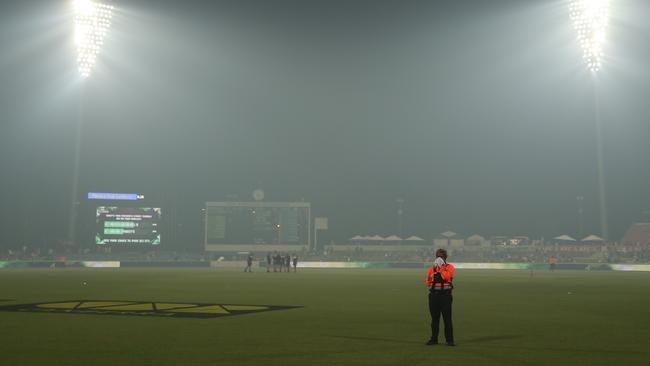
[1,0,649,249]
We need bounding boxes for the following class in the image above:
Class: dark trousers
[428,291,454,343]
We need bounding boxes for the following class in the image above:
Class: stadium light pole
[67,0,114,248]
[569,0,610,241]
[577,195,585,239]
[396,198,404,240]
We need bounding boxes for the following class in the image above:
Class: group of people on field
[243,252,299,272]
[267,252,298,272]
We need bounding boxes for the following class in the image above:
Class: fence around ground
[2,260,650,271]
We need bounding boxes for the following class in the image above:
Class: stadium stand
[621,223,650,247]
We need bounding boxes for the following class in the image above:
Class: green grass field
[1,268,649,366]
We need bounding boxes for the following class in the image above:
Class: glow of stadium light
[74,0,114,78]
[569,0,610,72]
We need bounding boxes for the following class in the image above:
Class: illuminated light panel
[569,0,610,72]
[82,261,120,268]
[74,0,114,78]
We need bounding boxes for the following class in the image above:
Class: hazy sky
[1,0,649,248]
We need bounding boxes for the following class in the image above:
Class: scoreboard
[95,206,161,245]
[204,202,310,249]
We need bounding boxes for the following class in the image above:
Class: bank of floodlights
[569,0,610,73]
[74,0,113,78]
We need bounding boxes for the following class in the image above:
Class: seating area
[320,241,650,264]
[4,224,650,265]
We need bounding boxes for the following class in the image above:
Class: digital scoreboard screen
[205,203,309,246]
[96,207,161,245]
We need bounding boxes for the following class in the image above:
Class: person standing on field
[273,252,280,272]
[425,248,455,346]
[284,253,291,272]
[278,253,285,272]
[244,254,253,272]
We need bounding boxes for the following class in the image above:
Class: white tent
[405,236,425,241]
[383,235,402,241]
[369,235,384,241]
[349,235,365,241]
[466,234,485,246]
[440,231,457,238]
[582,234,604,242]
[467,234,485,242]
[554,235,577,241]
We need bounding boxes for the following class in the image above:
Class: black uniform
[273,254,280,272]
[428,289,454,344]
[245,255,253,272]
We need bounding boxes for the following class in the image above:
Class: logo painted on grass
[0,301,300,319]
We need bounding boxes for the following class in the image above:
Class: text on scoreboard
[95,206,161,245]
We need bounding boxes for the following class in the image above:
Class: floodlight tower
[74,0,113,77]
[396,198,404,239]
[68,0,114,247]
[569,0,610,240]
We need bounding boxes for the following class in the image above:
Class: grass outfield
[1,268,650,366]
